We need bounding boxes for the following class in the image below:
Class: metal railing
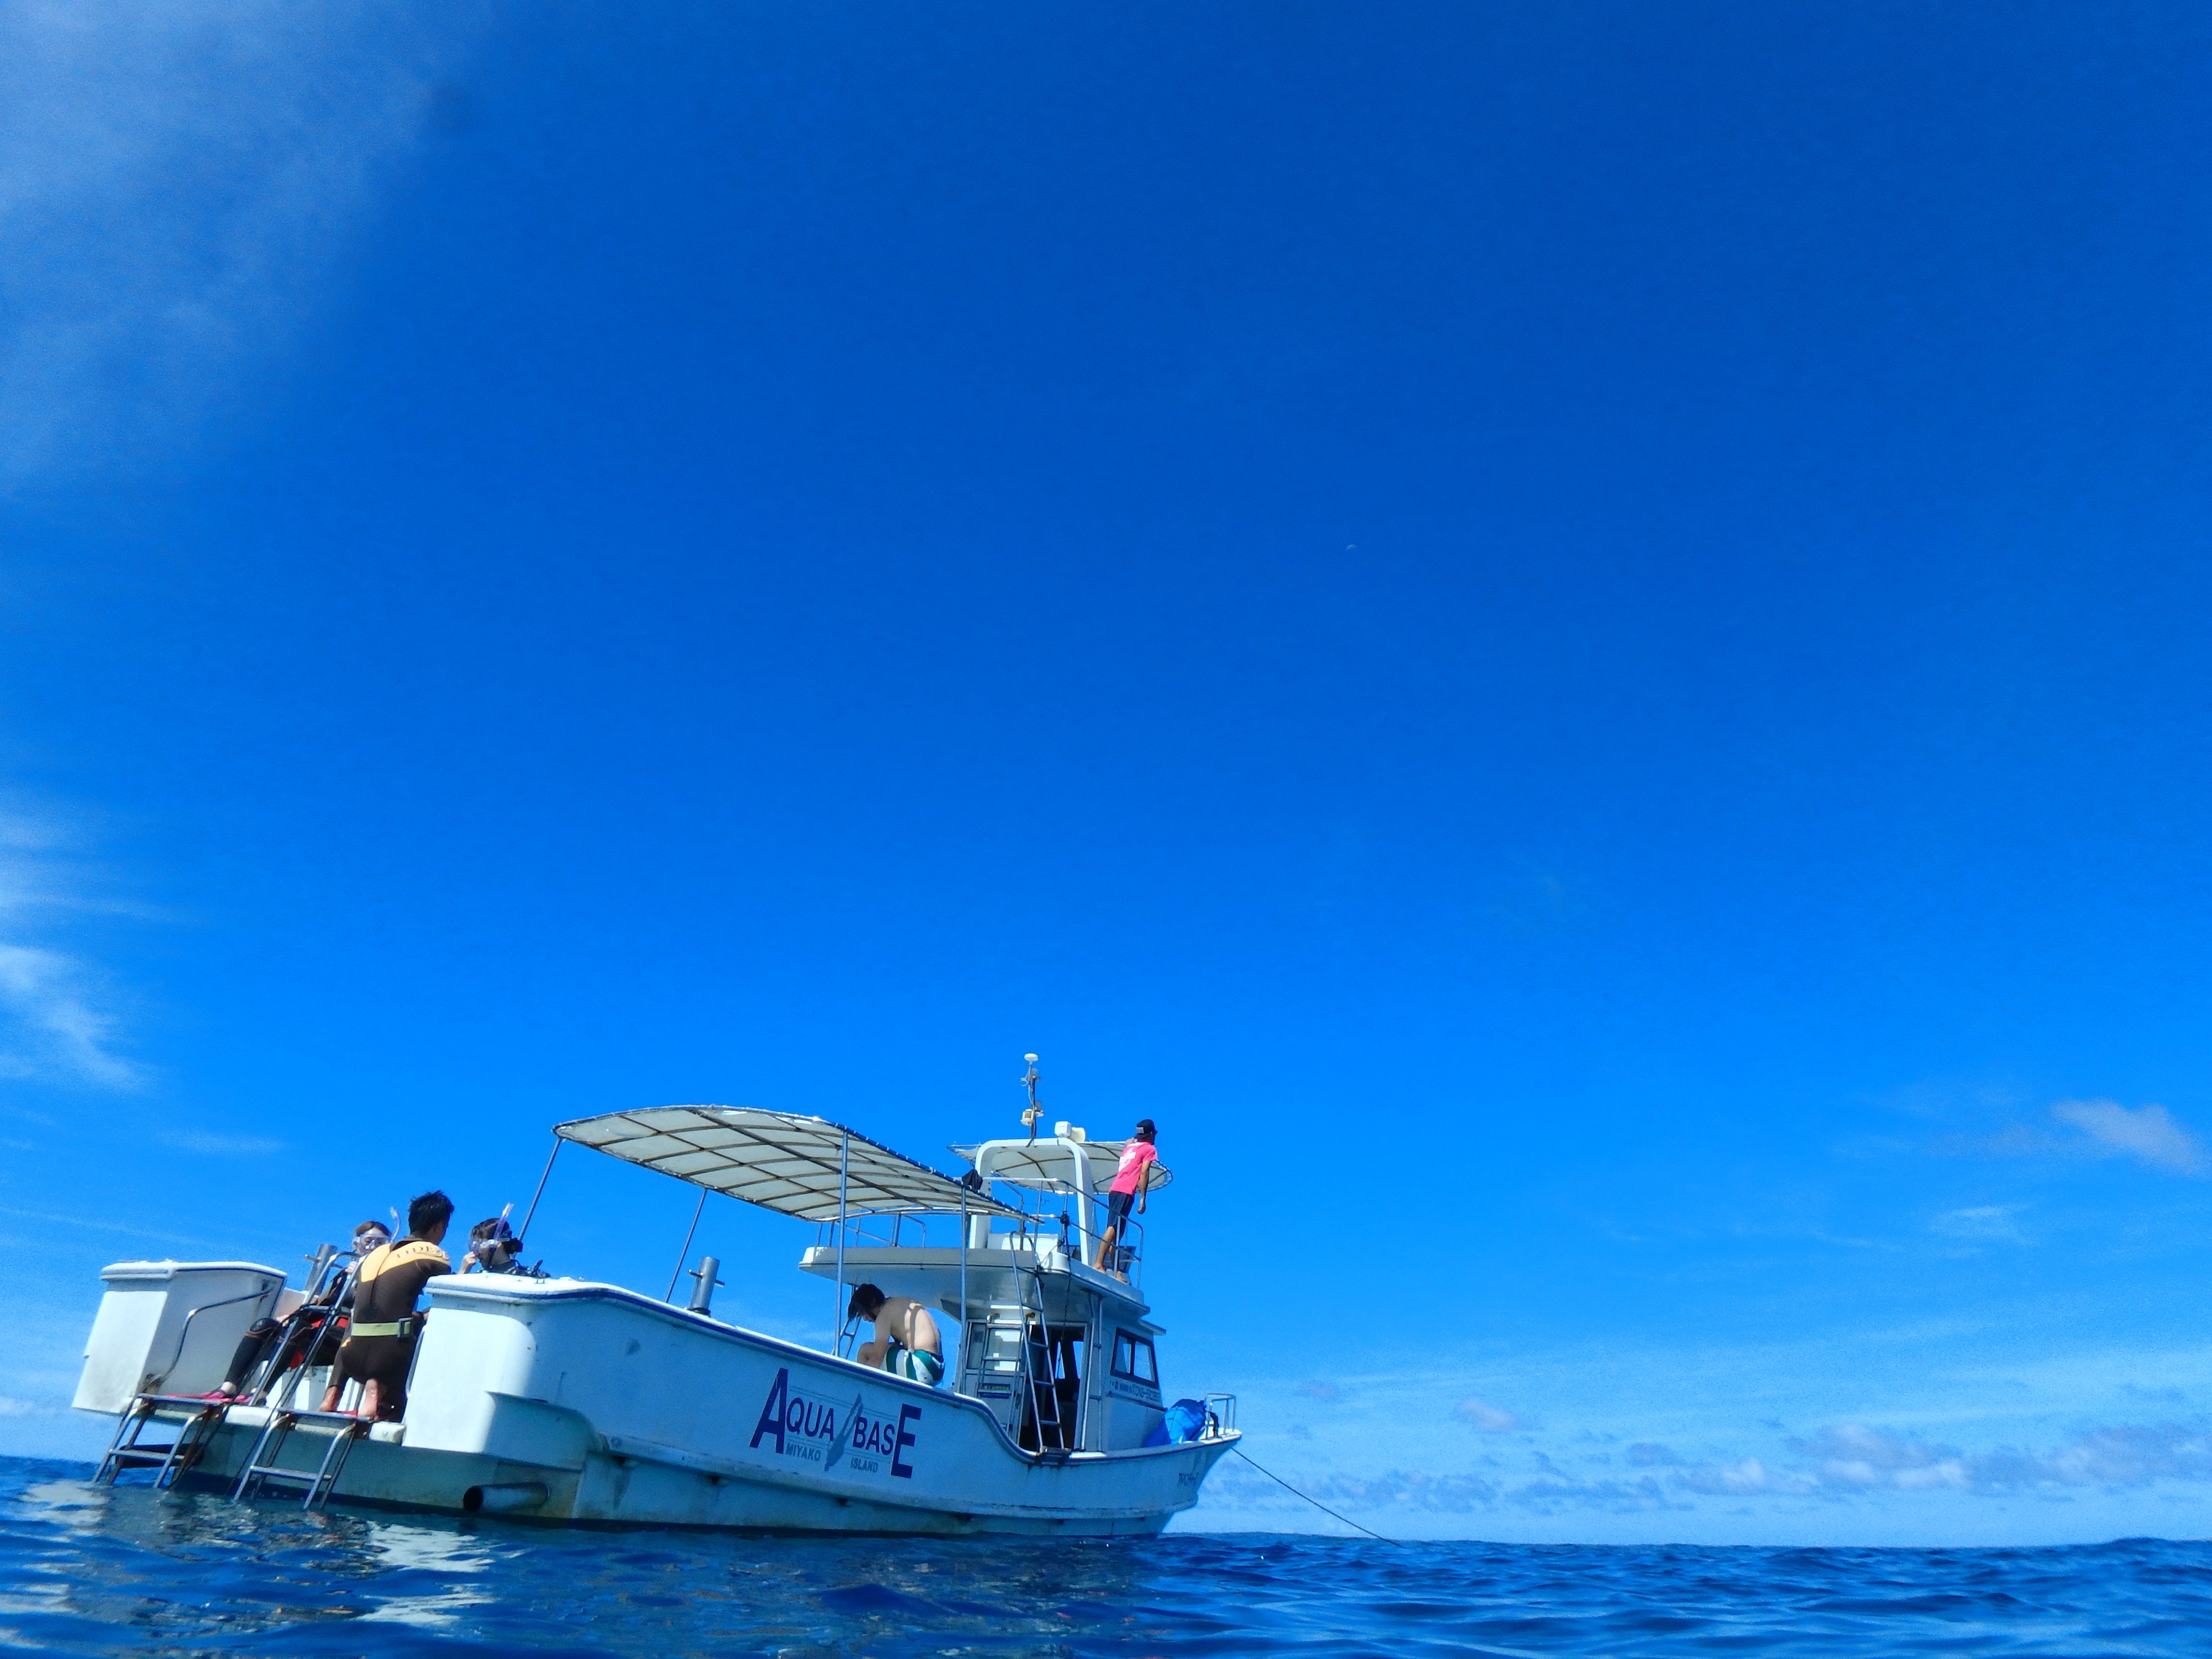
[144,1286,280,1393]
[243,1246,367,1409]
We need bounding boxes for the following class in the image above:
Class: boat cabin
[557,1106,1178,1453]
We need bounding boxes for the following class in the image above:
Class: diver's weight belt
[345,1319,416,1339]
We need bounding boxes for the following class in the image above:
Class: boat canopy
[556,1107,1021,1221]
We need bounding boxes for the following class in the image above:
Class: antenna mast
[1021,1053,1043,1142]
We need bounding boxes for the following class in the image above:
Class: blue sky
[8,0,2212,1545]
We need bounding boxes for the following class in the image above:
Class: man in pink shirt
[1093,1118,1158,1280]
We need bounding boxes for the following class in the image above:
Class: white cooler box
[74,1260,293,1413]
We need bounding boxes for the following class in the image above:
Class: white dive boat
[73,1098,1236,1534]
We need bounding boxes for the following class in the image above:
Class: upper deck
[549,1102,1175,1452]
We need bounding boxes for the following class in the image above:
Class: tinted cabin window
[1110,1330,1157,1385]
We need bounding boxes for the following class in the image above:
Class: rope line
[1231,1447,1403,1547]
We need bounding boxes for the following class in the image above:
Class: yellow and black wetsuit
[333,1237,450,1417]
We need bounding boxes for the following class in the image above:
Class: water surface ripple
[5,1457,2209,1657]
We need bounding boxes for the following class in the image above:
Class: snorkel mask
[471,1214,518,1266]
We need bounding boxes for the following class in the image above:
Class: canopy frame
[554,1106,1020,1223]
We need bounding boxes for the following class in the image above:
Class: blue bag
[1142,1397,1209,1447]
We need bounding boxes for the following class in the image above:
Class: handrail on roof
[949,1138,1175,1195]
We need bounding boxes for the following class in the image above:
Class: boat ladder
[95,1394,229,1490]
[238,1250,360,1409]
[231,1407,367,1510]
[977,1267,1072,1453]
[241,1307,349,1411]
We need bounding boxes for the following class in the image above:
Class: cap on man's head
[1135,1118,1156,1138]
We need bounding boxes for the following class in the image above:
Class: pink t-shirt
[1109,1139,1158,1196]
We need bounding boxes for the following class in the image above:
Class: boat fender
[1143,1398,1209,1447]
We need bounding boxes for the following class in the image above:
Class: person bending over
[848,1283,943,1387]
[321,1190,453,1420]
[1092,1118,1157,1280]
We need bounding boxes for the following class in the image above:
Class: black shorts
[334,1334,415,1391]
[1106,1188,1137,1230]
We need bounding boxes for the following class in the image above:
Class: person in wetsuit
[213,1219,390,1400]
[461,1214,523,1274]
[321,1190,453,1420]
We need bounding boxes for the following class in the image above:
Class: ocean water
[5,1457,2210,1658]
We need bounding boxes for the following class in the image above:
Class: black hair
[1134,1118,1156,1141]
[408,1190,455,1236]
[354,1219,387,1239]
[470,1216,511,1244]
[847,1283,887,1321]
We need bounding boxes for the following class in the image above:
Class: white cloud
[0,1203,200,1246]
[1214,1415,2212,1524]
[1689,1416,2206,1502]
[1948,1099,2210,1176]
[1786,1425,1971,1491]
[1930,1203,2029,1243]
[1767,1419,2212,1493]
[2049,1099,2208,1176]
[1671,1456,1818,1496]
[0,1,484,490]
[157,1129,283,1156]
[1203,1465,1514,1514]
[2032,1420,2212,1486]
[1192,1335,2212,1542]
[1207,1460,1683,1516]
[0,943,136,1088]
[0,808,140,1087]
[1453,1395,1521,1432]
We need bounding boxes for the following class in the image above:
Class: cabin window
[1109,1329,1157,1385]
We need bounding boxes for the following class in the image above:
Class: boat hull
[98,1274,1233,1535]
